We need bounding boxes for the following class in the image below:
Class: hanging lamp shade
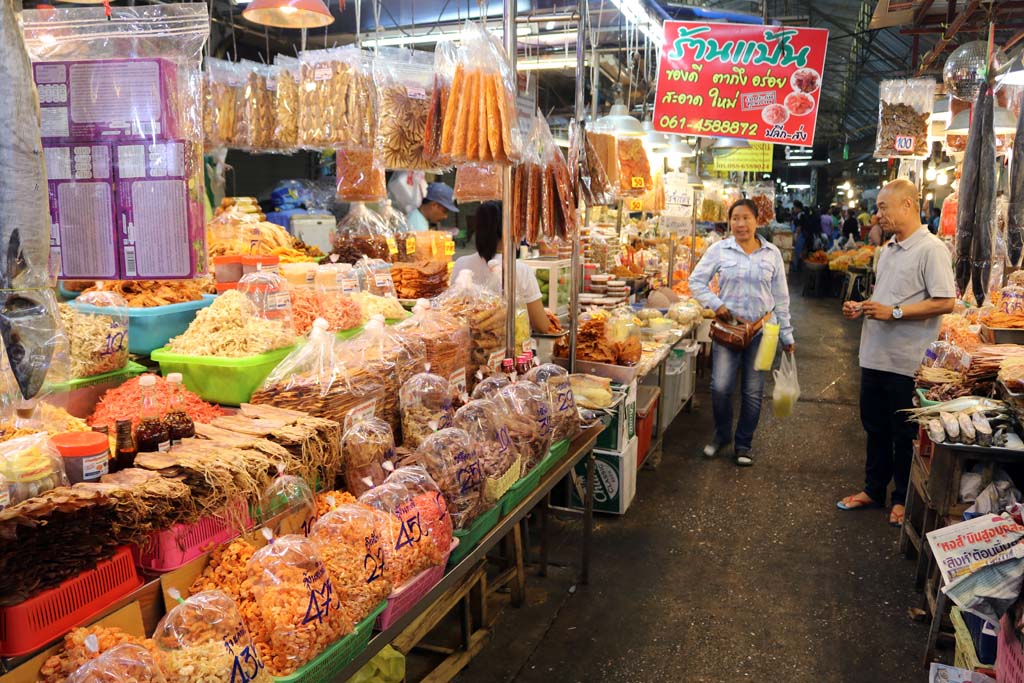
[243,0,334,29]
[946,106,1018,136]
[642,120,668,149]
[944,109,970,136]
[597,101,644,136]
[712,137,750,152]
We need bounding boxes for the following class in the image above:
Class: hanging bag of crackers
[204,58,249,149]
[439,21,521,165]
[423,40,459,169]
[244,60,277,152]
[874,78,934,159]
[273,55,301,150]
[374,48,437,171]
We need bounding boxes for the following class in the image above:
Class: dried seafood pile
[391,261,449,299]
[876,101,929,157]
[250,361,385,429]
[75,469,196,547]
[554,316,641,366]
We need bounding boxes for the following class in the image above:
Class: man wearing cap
[407,181,458,232]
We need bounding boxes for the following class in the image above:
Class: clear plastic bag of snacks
[415,428,485,529]
[454,399,520,502]
[379,201,414,263]
[242,533,351,676]
[399,371,455,449]
[333,204,392,263]
[874,78,935,159]
[245,60,277,152]
[354,257,397,297]
[153,590,272,683]
[337,147,386,202]
[342,416,396,498]
[238,268,295,331]
[394,300,471,391]
[273,56,301,149]
[260,467,316,536]
[337,316,426,438]
[439,22,521,164]
[922,340,972,373]
[374,48,436,171]
[251,318,385,435]
[63,289,129,378]
[471,374,510,401]
[453,164,502,203]
[423,40,458,169]
[309,503,394,624]
[433,271,506,392]
[357,465,452,585]
[606,307,642,365]
[495,381,552,472]
[66,643,166,683]
[572,120,615,207]
[524,364,580,442]
[747,182,776,227]
[205,58,249,149]
[298,47,376,150]
[0,433,69,508]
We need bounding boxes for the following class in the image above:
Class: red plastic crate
[999,612,1024,683]
[636,386,660,468]
[0,547,142,657]
[375,539,457,631]
[133,502,251,572]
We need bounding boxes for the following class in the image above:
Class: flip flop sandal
[889,507,906,527]
[836,494,881,511]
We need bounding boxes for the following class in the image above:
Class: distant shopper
[929,207,941,234]
[820,209,834,243]
[791,201,813,271]
[689,199,795,467]
[842,209,860,242]
[407,182,458,232]
[838,179,955,526]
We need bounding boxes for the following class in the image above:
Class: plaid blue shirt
[688,236,794,346]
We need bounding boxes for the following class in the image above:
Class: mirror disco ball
[944,40,1009,101]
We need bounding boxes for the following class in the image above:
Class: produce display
[167,290,296,357]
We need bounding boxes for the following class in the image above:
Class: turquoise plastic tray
[72,296,215,355]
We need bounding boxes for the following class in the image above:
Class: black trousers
[860,367,916,506]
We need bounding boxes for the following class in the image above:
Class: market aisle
[455,283,928,683]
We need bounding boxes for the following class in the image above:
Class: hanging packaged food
[424,40,459,169]
[399,371,455,449]
[357,465,452,584]
[433,270,506,391]
[153,590,272,683]
[66,643,167,683]
[336,147,387,202]
[333,204,392,263]
[245,60,277,153]
[309,503,394,624]
[748,182,776,227]
[454,164,503,203]
[354,257,398,298]
[342,416,396,497]
[251,318,385,433]
[205,58,249,149]
[874,78,935,159]
[572,120,615,207]
[494,381,552,471]
[524,364,580,442]
[259,467,316,535]
[273,55,301,150]
[414,428,485,529]
[617,137,652,198]
[298,46,377,150]
[242,533,351,676]
[439,21,521,165]
[62,289,129,379]
[453,399,520,503]
[394,301,471,392]
[375,48,437,170]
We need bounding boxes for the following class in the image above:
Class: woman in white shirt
[450,201,551,333]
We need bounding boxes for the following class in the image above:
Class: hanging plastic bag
[242,534,352,677]
[771,352,800,418]
[378,200,414,263]
[433,270,506,391]
[495,381,552,472]
[298,46,376,150]
[454,164,503,203]
[337,148,387,202]
[309,503,394,624]
[333,204,392,263]
[273,55,301,150]
[245,60,277,152]
[424,41,458,169]
[357,465,452,585]
[573,120,615,206]
[66,643,166,683]
[748,182,776,227]
[524,364,580,442]
[204,58,249,149]
[342,416,396,497]
[153,590,272,683]
[399,371,455,449]
[874,79,935,159]
[394,300,471,392]
[259,466,316,536]
[414,428,485,529]
[375,48,437,171]
[454,399,520,503]
[63,289,129,378]
[753,322,780,372]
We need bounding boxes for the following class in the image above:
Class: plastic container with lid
[241,254,280,274]
[213,255,244,283]
[280,262,318,287]
[51,431,109,484]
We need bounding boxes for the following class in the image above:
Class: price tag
[449,368,468,395]
[894,135,915,153]
[374,273,393,289]
[406,237,417,255]
[630,176,646,189]
[406,86,428,100]
[446,262,454,275]
[444,241,455,256]
[488,349,505,372]
[386,237,398,255]
[347,399,377,423]
[313,64,332,82]
[628,198,643,212]
[339,276,359,293]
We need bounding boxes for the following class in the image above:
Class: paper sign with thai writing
[654,21,829,148]
[711,142,774,172]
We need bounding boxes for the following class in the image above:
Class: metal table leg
[581,449,594,585]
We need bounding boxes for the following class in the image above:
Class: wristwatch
[892,305,904,320]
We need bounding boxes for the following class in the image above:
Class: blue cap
[425,182,458,213]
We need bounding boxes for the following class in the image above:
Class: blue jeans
[711,339,766,452]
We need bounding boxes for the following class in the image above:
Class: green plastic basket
[150,345,295,406]
[335,325,364,341]
[272,601,386,683]
[450,505,500,566]
[535,439,570,479]
[49,361,148,393]
[500,465,543,516]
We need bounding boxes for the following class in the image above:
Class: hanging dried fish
[972,85,996,305]
[1009,94,1024,266]
[956,85,986,296]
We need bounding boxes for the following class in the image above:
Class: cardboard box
[569,437,638,515]
[595,380,637,452]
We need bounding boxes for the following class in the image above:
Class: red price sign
[653,21,829,148]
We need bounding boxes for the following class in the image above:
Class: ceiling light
[243,0,333,28]
[842,181,851,190]
[926,192,934,201]
[790,161,809,167]
[517,56,580,71]
[937,171,949,186]
[925,167,937,181]
[596,99,644,136]
[788,183,811,190]
[848,200,856,208]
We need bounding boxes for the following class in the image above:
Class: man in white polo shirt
[836,179,956,527]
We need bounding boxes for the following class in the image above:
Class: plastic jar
[213,255,243,283]
[52,431,110,484]
[241,254,280,275]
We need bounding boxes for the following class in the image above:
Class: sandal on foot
[734,451,753,467]
[836,493,881,511]
[889,505,905,527]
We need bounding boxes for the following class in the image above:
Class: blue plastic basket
[72,295,215,355]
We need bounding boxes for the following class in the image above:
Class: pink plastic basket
[998,613,1024,683]
[375,539,457,631]
[133,501,251,572]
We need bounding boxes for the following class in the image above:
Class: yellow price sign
[628,199,643,212]
[446,261,454,275]
[630,176,646,189]
[444,241,455,256]
[405,237,416,255]
[386,237,398,255]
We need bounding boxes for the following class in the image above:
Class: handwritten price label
[628,198,644,212]
[630,176,646,189]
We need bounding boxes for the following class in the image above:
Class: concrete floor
[453,282,930,683]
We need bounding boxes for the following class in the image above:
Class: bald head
[877,178,922,238]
